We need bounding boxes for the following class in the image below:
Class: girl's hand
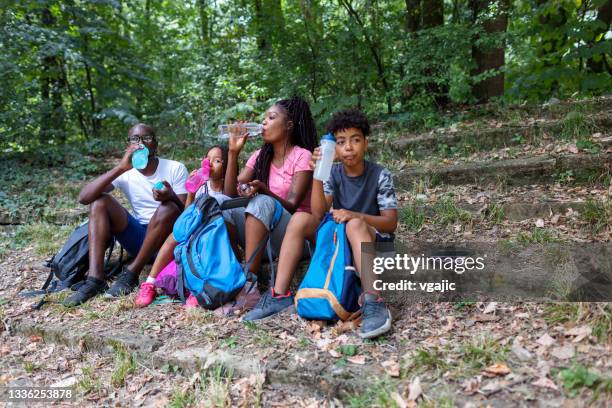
[228,122,249,153]
[309,147,321,171]
[189,169,198,178]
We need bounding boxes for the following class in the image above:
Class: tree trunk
[470,0,509,103]
[405,0,420,32]
[421,0,448,108]
[422,0,443,28]
[586,0,612,74]
[300,0,321,103]
[198,0,209,44]
[40,5,66,143]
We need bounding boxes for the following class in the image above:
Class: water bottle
[185,158,211,193]
[131,144,149,170]
[218,123,263,140]
[313,134,336,182]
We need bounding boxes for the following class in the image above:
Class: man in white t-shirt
[63,123,188,306]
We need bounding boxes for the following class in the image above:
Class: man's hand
[152,181,175,202]
[118,144,142,172]
[309,147,321,171]
[228,122,249,153]
[331,209,358,223]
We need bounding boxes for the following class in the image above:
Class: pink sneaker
[184,294,199,309]
[214,282,260,317]
[135,282,156,308]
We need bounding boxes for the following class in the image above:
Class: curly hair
[253,96,318,186]
[325,108,370,138]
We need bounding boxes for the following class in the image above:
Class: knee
[90,194,112,216]
[246,194,275,215]
[287,212,314,234]
[153,201,181,223]
[345,218,369,236]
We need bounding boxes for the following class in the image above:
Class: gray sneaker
[359,299,392,339]
[243,290,294,322]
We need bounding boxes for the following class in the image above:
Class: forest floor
[0,96,610,407]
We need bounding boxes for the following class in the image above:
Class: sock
[146,276,156,284]
[271,288,291,298]
[86,276,105,287]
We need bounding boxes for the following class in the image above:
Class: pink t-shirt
[246,146,312,213]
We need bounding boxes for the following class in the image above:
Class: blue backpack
[295,213,362,321]
[173,194,248,309]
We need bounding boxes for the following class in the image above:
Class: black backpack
[21,220,123,305]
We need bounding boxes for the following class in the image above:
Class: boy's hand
[117,144,142,172]
[228,122,249,153]
[309,147,322,171]
[153,181,174,202]
[331,209,358,223]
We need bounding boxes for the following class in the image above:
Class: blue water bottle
[131,144,149,170]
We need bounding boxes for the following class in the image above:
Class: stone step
[401,200,589,222]
[391,112,611,156]
[393,152,612,188]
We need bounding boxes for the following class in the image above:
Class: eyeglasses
[127,134,155,144]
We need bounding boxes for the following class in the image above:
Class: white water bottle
[313,133,336,182]
[218,123,263,140]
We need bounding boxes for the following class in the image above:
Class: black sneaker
[243,290,294,322]
[359,298,392,339]
[105,267,139,298]
[62,278,107,307]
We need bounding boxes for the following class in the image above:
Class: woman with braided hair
[221,96,317,315]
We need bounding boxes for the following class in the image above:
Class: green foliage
[399,205,425,232]
[0,0,609,152]
[559,365,611,397]
[581,199,611,234]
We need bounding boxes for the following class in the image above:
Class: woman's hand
[239,180,268,198]
[228,122,249,153]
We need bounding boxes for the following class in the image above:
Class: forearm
[169,193,186,211]
[224,151,240,197]
[310,180,329,221]
[78,166,125,205]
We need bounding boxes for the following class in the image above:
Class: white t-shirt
[112,158,188,224]
[194,180,225,200]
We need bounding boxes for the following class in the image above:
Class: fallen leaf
[463,377,480,395]
[511,341,533,361]
[550,344,575,360]
[483,363,511,377]
[328,349,341,358]
[29,335,42,343]
[531,377,558,390]
[535,218,545,228]
[347,355,366,365]
[407,377,422,401]
[568,144,578,154]
[474,314,500,322]
[550,214,560,224]
[565,325,591,343]
[390,392,407,408]
[481,380,501,392]
[537,333,555,347]
[382,360,400,377]
[483,302,497,314]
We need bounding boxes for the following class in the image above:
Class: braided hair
[253,96,318,186]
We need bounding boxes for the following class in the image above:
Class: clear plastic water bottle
[131,144,149,170]
[185,158,211,193]
[313,134,336,182]
[218,123,263,140]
